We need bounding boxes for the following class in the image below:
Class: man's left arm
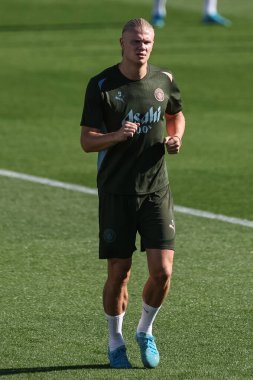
[164,111,186,154]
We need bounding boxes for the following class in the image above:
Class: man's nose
[138,42,145,49]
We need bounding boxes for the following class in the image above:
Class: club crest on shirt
[154,88,164,102]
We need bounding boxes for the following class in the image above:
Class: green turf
[0,1,253,379]
[0,0,252,219]
[0,176,252,379]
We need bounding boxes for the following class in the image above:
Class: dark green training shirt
[81,64,182,195]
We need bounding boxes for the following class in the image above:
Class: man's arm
[164,111,185,154]
[80,122,139,153]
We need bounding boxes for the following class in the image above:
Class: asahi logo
[122,106,161,134]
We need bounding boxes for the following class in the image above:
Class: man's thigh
[138,186,176,251]
[99,192,137,259]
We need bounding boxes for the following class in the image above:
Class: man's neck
[118,62,148,80]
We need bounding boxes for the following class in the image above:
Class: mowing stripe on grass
[1,169,253,228]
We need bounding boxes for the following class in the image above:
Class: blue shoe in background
[136,332,160,368]
[151,14,166,28]
[203,13,232,27]
[108,345,132,369]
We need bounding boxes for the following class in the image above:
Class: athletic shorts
[98,185,175,259]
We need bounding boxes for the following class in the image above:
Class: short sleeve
[166,78,183,115]
[80,78,104,129]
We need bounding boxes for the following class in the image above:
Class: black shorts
[98,185,175,259]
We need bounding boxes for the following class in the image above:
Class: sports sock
[204,0,217,16]
[137,302,161,336]
[152,0,167,17]
[105,312,125,352]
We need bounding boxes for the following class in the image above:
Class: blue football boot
[108,345,132,369]
[136,332,160,368]
[203,13,232,27]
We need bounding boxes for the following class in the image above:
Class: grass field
[0,177,252,379]
[0,1,253,379]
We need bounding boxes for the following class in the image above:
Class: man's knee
[147,249,174,287]
[150,266,172,287]
[107,258,132,286]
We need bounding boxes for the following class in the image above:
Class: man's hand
[117,121,139,141]
[80,122,139,153]
[164,136,182,154]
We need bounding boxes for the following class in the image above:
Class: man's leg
[103,258,132,315]
[143,249,174,307]
[151,0,167,27]
[136,249,174,368]
[103,258,132,368]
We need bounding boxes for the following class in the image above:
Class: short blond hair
[122,18,154,35]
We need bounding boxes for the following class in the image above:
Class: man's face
[120,27,154,66]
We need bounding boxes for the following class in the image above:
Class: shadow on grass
[0,22,122,33]
[0,364,142,375]
[0,364,109,376]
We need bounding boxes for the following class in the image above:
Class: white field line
[0,169,97,195]
[1,169,253,228]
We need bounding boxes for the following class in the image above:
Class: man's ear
[119,38,124,56]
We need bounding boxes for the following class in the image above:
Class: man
[80,18,185,369]
[152,0,231,27]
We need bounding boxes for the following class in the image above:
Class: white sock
[152,0,167,17]
[204,0,217,16]
[105,312,125,352]
[137,302,161,336]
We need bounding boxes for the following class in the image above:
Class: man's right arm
[80,122,139,153]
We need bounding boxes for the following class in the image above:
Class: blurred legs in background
[151,0,231,28]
